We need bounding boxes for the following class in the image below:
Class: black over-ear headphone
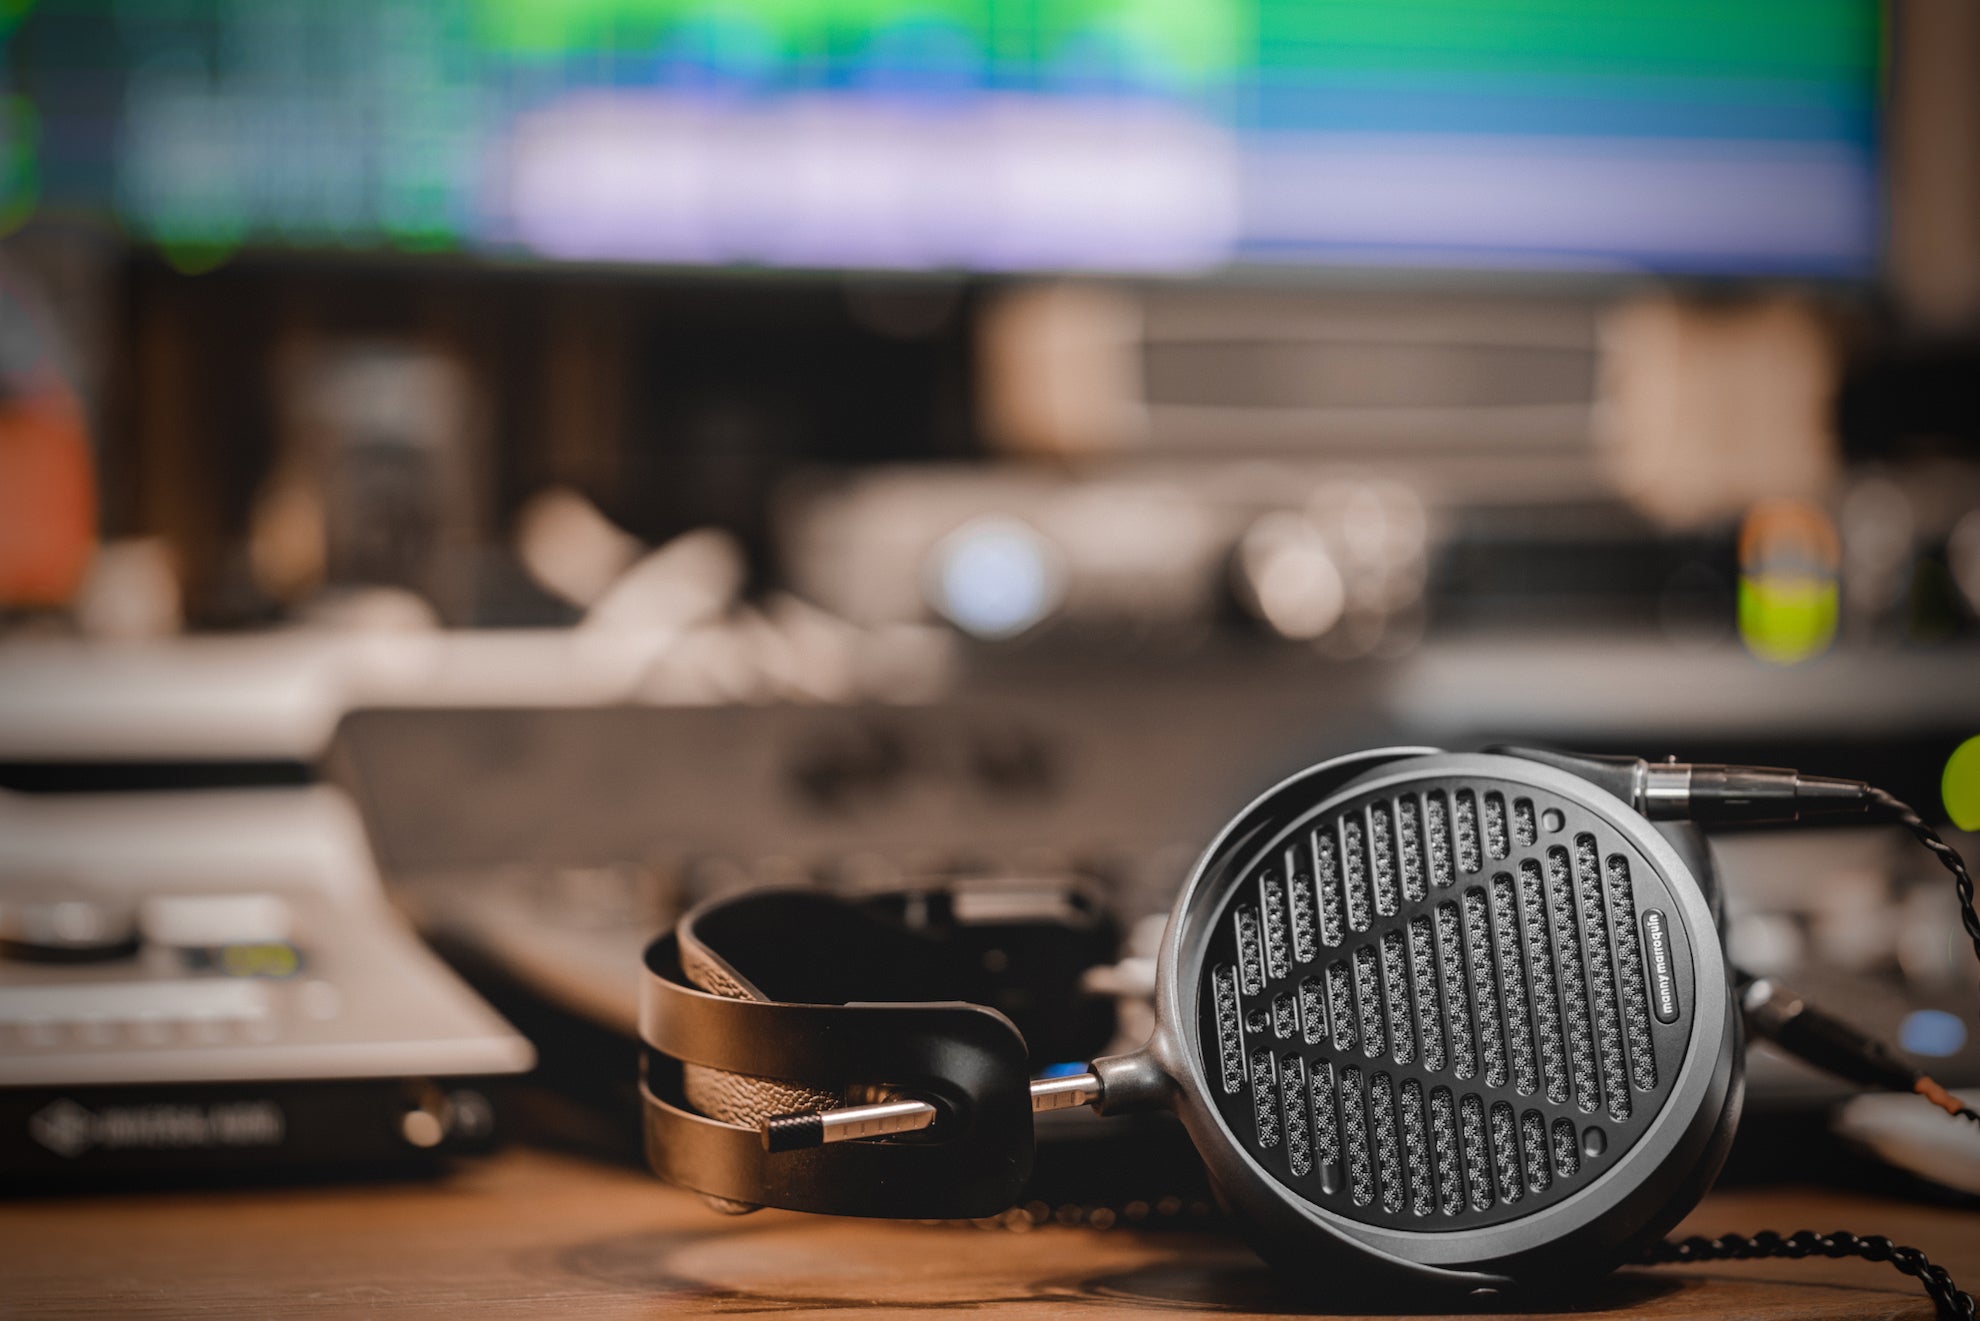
[639,746,1979,1307]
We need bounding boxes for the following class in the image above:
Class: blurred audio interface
[0,786,534,1182]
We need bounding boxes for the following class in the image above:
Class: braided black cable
[1639,791,1980,1318]
[1638,1230,1976,1320]
[1865,787,1980,1127]
[1867,786,1980,990]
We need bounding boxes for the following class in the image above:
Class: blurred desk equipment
[327,656,1980,1128]
[0,786,534,1182]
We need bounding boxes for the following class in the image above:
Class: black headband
[638,883,1116,1218]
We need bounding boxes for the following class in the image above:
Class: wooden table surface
[3,1149,1974,1319]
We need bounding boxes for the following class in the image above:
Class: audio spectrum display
[8,1,1880,276]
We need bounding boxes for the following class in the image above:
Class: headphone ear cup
[1215,1033,1742,1300]
[1155,750,1743,1291]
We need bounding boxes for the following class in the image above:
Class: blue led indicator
[1899,1009,1967,1059]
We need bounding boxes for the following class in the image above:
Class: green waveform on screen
[469,0,1244,85]
[464,0,1877,86]
[4,0,1886,273]
[1252,0,1880,81]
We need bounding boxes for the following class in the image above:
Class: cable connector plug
[1495,746,1870,825]
[1740,976,1980,1129]
[1740,977,1916,1092]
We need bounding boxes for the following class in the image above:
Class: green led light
[0,94,39,236]
[1736,574,1837,665]
[1,0,37,37]
[158,234,242,276]
[1945,735,1980,832]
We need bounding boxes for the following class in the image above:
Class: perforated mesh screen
[1199,773,1696,1232]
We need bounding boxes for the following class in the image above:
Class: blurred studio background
[2,0,1979,1196]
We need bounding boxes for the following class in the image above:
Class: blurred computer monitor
[9,0,1880,277]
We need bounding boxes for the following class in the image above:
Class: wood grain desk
[3,1149,1973,1318]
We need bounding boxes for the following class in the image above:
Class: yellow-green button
[1944,735,1980,832]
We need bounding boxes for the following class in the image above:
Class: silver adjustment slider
[760,1071,1104,1152]
[1028,1070,1103,1112]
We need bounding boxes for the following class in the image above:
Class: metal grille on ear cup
[1198,774,1697,1232]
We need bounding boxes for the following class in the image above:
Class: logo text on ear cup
[1641,911,1681,1024]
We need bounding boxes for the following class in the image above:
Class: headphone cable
[1503,751,1980,1121]
[1648,780,1980,1318]
[1637,1230,1975,1320]
[1861,784,1979,1126]
[1865,785,1980,1026]
[1739,975,1980,1130]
